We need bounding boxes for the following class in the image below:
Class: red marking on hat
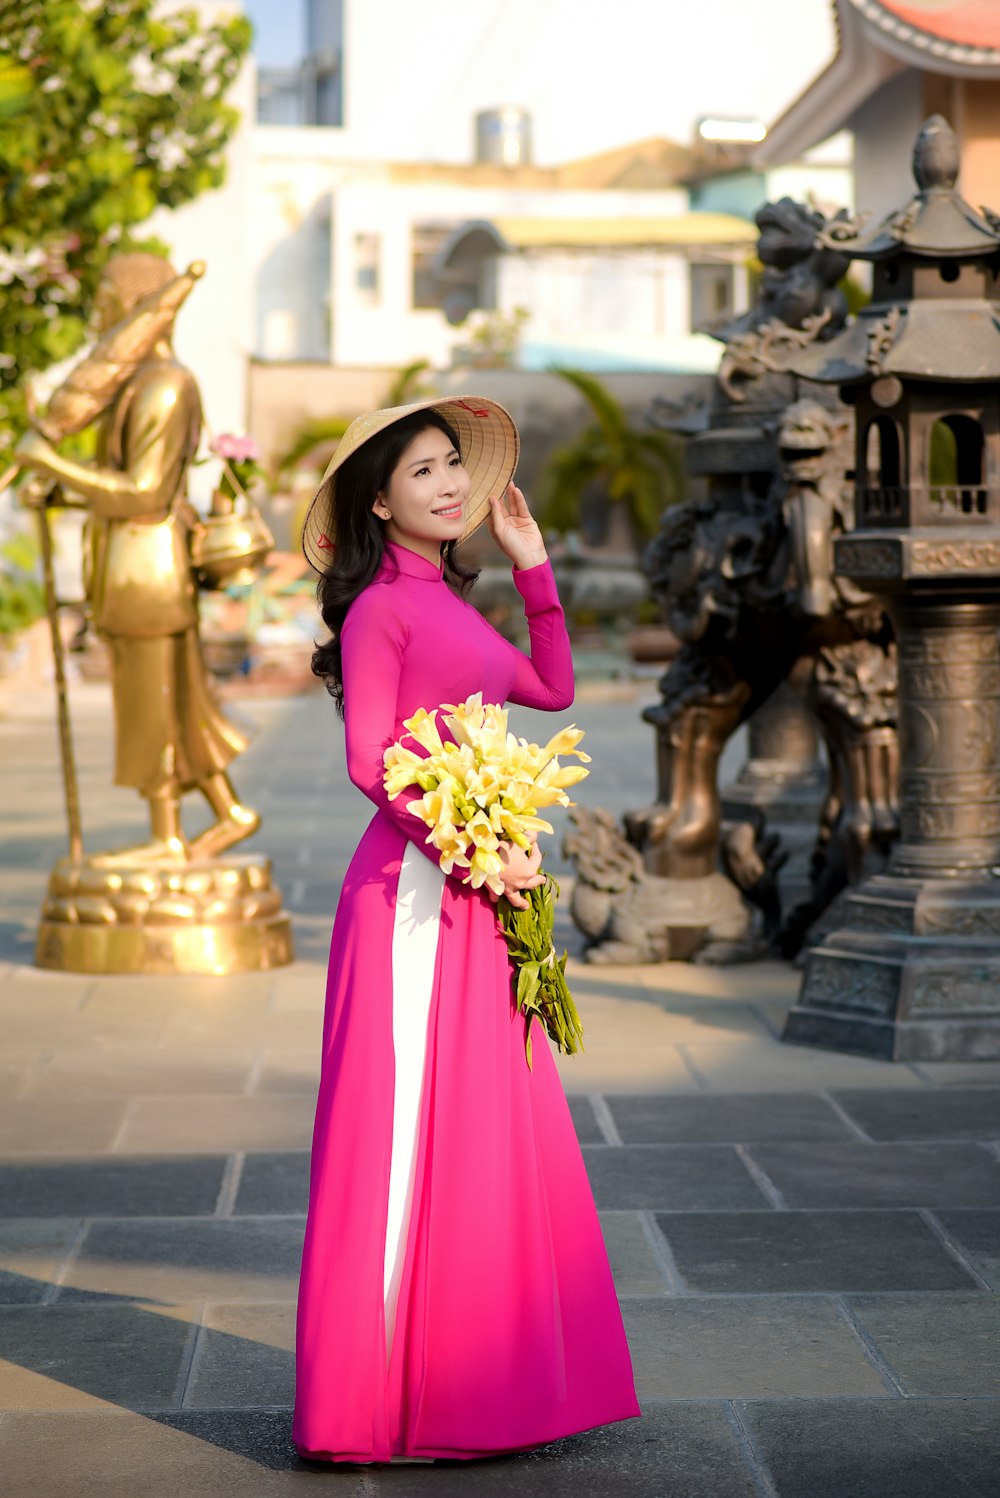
[317,532,335,551]
[453,399,490,418]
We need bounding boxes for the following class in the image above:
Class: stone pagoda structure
[784,116,1000,1059]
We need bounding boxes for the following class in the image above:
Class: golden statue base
[35,854,295,975]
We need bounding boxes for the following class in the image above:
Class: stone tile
[0,1008,169,1051]
[747,1141,1000,1209]
[914,1059,1000,1087]
[606,1093,851,1145]
[379,1404,758,1497]
[1,967,95,1004]
[185,1303,295,1407]
[252,1056,319,1095]
[566,1094,604,1143]
[631,1002,776,1047]
[555,1041,699,1096]
[936,1209,1000,1281]
[0,1409,324,1496]
[0,1218,82,1304]
[848,1293,1000,1395]
[0,1098,127,1154]
[634,958,800,1004]
[24,1048,257,1100]
[682,1040,924,1093]
[56,1218,304,1304]
[83,972,276,1009]
[232,1152,309,1217]
[620,1297,888,1399]
[157,1009,322,1052]
[831,1087,1000,1142]
[0,1156,227,1218]
[116,1095,315,1154]
[268,974,325,1013]
[0,1303,196,1409]
[582,1146,768,1211]
[740,1398,1000,1498]
[599,1213,669,1297]
[655,1210,979,1294]
[0,1058,33,1101]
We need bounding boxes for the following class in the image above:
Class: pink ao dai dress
[293,540,640,1463]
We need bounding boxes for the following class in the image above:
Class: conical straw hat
[302,395,519,573]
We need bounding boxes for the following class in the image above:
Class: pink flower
[211,433,260,463]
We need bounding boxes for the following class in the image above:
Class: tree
[536,368,684,544]
[0,0,251,451]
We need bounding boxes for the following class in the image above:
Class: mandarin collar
[380,541,445,581]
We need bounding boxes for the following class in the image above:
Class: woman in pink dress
[294,396,639,1464]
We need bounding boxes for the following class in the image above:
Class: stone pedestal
[727,682,826,822]
[36,853,295,974]
[787,590,1000,1058]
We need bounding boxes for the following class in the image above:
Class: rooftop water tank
[475,107,532,167]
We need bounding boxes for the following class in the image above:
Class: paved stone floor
[0,679,998,1497]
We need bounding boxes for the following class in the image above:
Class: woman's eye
[449,456,461,467]
[415,466,430,477]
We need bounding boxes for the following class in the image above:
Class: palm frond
[273,416,351,476]
[550,367,628,449]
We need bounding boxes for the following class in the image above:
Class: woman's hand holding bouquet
[383,694,589,1066]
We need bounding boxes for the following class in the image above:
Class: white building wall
[851,70,925,219]
[251,128,710,369]
[144,2,257,467]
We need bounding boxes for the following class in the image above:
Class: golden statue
[12,253,293,973]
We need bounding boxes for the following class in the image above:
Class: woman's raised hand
[487,835,545,911]
[487,481,548,572]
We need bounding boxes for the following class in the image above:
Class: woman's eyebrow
[407,448,458,468]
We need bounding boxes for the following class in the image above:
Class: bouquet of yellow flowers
[383,693,590,1066]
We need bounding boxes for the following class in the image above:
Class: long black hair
[311,409,480,714]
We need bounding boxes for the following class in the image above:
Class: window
[690,263,734,330]
[929,414,987,515]
[354,234,380,303]
[412,224,454,310]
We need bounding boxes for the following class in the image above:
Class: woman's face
[375,425,471,563]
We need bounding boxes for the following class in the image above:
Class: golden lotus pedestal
[35,854,295,975]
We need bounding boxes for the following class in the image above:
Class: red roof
[860,0,1000,51]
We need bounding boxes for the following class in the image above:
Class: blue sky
[243,0,305,68]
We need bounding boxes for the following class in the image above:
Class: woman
[295,396,639,1464]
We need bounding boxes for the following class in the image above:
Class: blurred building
[145,0,856,457]
[250,126,759,374]
[755,0,1000,213]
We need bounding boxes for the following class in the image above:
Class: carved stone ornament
[871,375,903,409]
[835,539,902,578]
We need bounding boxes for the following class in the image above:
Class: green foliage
[537,368,684,543]
[498,876,584,1070]
[274,416,351,478]
[0,0,252,449]
[274,361,440,480]
[385,359,436,407]
[451,307,530,369]
[839,274,871,318]
[0,530,45,638]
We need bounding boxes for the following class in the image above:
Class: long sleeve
[340,591,462,875]
[506,560,575,711]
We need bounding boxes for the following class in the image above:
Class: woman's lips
[433,504,462,517]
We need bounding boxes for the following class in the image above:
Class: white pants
[383,845,444,1355]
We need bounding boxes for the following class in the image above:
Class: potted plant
[536,368,683,553]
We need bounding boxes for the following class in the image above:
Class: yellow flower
[467,844,505,893]
[540,725,591,762]
[402,707,444,754]
[383,744,428,800]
